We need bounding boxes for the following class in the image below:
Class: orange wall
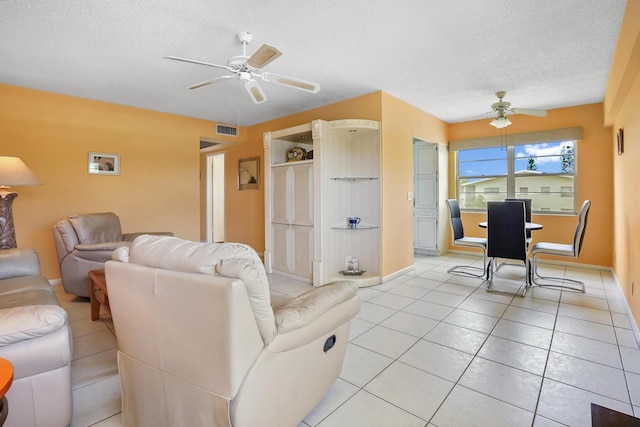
[0,84,213,280]
[379,93,449,276]
[605,0,640,326]
[449,102,614,268]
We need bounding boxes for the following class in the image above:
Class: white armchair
[106,235,361,427]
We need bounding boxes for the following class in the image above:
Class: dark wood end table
[89,269,110,321]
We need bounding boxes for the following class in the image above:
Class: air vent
[216,124,238,137]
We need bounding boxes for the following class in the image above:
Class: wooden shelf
[272,159,313,167]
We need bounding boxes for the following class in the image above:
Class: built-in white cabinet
[264,119,381,286]
[269,160,314,278]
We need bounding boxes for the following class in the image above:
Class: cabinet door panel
[271,223,291,273]
[291,163,314,226]
[272,167,291,224]
[291,225,313,278]
[415,215,437,251]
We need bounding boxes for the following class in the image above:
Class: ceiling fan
[164,32,320,104]
[489,91,547,128]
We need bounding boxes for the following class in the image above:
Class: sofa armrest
[122,231,174,242]
[75,242,131,251]
[72,242,130,263]
[0,305,68,346]
[0,247,41,280]
[268,282,360,353]
[274,281,359,334]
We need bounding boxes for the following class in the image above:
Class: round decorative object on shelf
[287,147,306,162]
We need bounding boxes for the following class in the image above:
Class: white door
[207,152,225,243]
[414,140,438,253]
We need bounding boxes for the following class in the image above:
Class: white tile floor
[57,253,640,427]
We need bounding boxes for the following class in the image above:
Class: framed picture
[88,152,120,175]
[238,156,260,190]
[617,128,624,155]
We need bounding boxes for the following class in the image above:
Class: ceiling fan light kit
[165,31,320,104]
[490,115,512,129]
[488,91,547,128]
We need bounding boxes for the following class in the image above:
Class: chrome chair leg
[532,254,585,292]
[447,251,487,278]
[485,256,529,296]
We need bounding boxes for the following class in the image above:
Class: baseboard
[611,270,640,349]
[382,265,415,283]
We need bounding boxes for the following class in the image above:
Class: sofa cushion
[0,305,67,346]
[68,212,123,244]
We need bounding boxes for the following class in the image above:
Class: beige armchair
[106,235,361,427]
[52,212,172,297]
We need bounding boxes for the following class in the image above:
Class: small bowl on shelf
[340,270,366,276]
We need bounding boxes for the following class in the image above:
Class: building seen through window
[456,141,576,214]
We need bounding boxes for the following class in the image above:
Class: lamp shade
[490,116,512,129]
[0,156,42,188]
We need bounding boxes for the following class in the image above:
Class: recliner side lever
[323,335,337,352]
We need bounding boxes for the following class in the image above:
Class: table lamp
[0,156,42,249]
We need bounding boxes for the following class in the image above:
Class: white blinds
[449,127,583,151]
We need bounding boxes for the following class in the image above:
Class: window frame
[455,142,578,215]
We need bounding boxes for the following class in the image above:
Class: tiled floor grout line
[529,286,563,426]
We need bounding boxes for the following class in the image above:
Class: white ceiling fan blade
[261,72,320,94]
[245,80,268,104]
[188,75,235,90]
[511,108,548,117]
[164,56,232,72]
[246,44,282,69]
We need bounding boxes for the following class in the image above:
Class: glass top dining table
[478,221,543,230]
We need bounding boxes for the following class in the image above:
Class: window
[456,141,577,213]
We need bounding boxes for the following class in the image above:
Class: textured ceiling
[0,0,627,127]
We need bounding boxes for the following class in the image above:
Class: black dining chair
[445,199,488,278]
[505,198,532,242]
[487,200,530,295]
[531,200,591,292]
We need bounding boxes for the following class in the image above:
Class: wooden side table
[89,269,110,321]
[0,358,14,426]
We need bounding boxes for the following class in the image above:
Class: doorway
[206,152,225,243]
[413,139,439,254]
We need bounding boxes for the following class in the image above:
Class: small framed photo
[88,152,120,175]
[238,156,260,190]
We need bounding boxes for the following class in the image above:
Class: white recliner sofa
[0,248,73,427]
[106,235,361,427]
